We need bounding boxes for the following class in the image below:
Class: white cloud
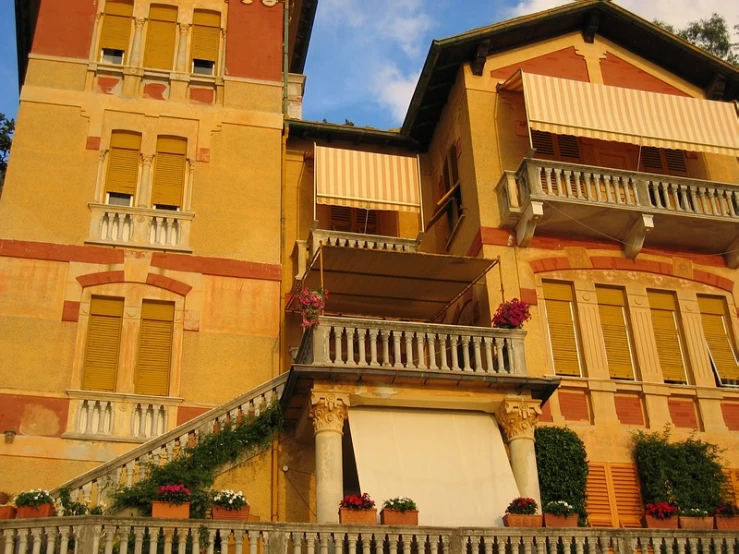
[369,64,421,122]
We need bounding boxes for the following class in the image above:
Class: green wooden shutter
[648,291,688,383]
[82,297,124,392]
[191,11,221,64]
[100,1,133,53]
[698,296,739,382]
[143,5,177,70]
[596,286,635,380]
[135,301,174,396]
[152,136,186,207]
[543,281,582,376]
[105,131,141,196]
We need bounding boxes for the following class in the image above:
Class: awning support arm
[430,257,499,322]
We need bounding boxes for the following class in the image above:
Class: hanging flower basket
[299,288,329,329]
[492,299,531,329]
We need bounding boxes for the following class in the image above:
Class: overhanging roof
[401,0,739,147]
[294,246,497,321]
[289,0,319,75]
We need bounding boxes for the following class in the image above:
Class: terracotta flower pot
[678,516,713,530]
[380,508,418,525]
[152,501,190,519]
[339,508,377,525]
[715,515,739,530]
[0,506,17,520]
[16,504,54,519]
[503,514,543,527]
[212,505,251,520]
[544,514,578,527]
[643,515,678,529]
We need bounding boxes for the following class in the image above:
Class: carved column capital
[134,18,146,29]
[496,398,542,442]
[309,392,349,435]
[178,23,191,34]
[98,148,110,161]
[141,154,154,167]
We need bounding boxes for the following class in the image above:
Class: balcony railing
[87,203,194,252]
[1,517,736,554]
[297,316,527,375]
[308,228,421,258]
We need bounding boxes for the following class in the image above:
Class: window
[698,296,739,385]
[531,131,582,161]
[82,297,124,392]
[442,142,463,235]
[143,5,178,70]
[135,301,175,396]
[191,11,221,76]
[99,0,133,65]
[543,281,583,376]
[586,463,642,528]
[596,286,636,380]
[330,206,377,234]
[152,136,187,209]
[648,290,689,384]
[640,147,688,176]
[105,131,141,206]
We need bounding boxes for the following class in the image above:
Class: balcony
[497,159,739,266]
[87,203,194,252]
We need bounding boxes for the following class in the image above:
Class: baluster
[472,336,483,371]
[59,528,71,554]
[357,327,367,365]
[291,533,303,554]
[29,528,42,554]
[368,329,379,367]
[604,176,614,203]
[347,534,358,554]
[461,336,472,371]
[97,402,107,435]
[629,178,639,205]
[439,334,449,370]
[381,330,391,368]
[404,332,414,368]
[104,528,116,554]
[417,333,427,369]
[346,327,356,365]
[138,404,147,437]
[305,534,317,554]
[44,527,58,554]
[483,537,493,554]
[387,533,398,554]
[319,534,330,554]
[401,536,411,554]
[450,335,460,371]
[85,400,94,434]
[506,338,516,372]
[535,536,546,554]
[206,530,216,554]
[82,482,92,505]
[17,530,28,554]
[484,338,494,373]
[361,532,371,554]
[334,326,343,365]
[697,188,708,213]
[429,536,440,554]
[575,171,584,199]
[595,174,604,202]
[234,529,244,554]
[334,532,344,554]
[392,331,403,369]
[521,536,533,554]
[428,334,438,370]
[177,529,188,554]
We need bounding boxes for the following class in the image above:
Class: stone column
[176,24,191,73]
[129,18,146,67]
[138,154,154,208]
[497,398,542,508]
[310,391,348,523]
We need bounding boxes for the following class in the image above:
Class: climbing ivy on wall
[632,427,726,511]
[111,403,283,518]
[534,426,589,522]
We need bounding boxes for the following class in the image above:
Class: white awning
[315,145,421,213]
[348,407,520,526]
[500,71,739,156]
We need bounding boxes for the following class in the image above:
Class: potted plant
[339,493,377,524]
[543,500,578,527]
[714,501,739,530]
[299,287,328,329]
[0,492,16,520]
[381,497,418,525]
[152,484,191,519]
[643,502,679,529]
[211,489,250,520]
[15,489,55,519]
[503,497,542,527]
[678,507,712,529]
[492,298,531,329]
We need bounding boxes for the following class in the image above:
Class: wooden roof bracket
[706,74,726,100]
[582,11,600,43]
[470,39,491,76]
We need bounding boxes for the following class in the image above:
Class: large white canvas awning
[348,407,520,527]
[500,71,739,156]
[315,145,422,213]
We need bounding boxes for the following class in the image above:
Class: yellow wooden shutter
[100,1,133,53]
[82,297,124,392]
[610,464,643,528]
[135,301,174,396]
[586,463,615,527]
[586,463,642,528]
[143,5,177,70]
[105,131,140,196]
[152,137,186,207]
[191,11,221,63]
[648,291,688,383]
[543,281,582,376]
[698,296,739,382]
[596,287,635,380]
[723,469,739,505]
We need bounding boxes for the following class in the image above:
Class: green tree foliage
[0,113,14,192]
[632,427,727,511]
[654,14,738,65]
[534,426,589,523]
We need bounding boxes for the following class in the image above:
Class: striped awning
[500,71,739,156]
[315,145,421,213]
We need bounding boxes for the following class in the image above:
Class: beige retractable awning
[315,145,422,213]
[500,70,739,156]
[295,246,497,321]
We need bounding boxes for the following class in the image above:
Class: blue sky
[0,0,736,128]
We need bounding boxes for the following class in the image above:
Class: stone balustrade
[87,203,194,252]
[1,517,736,554]
[298,316,527,375]
[54,376,287,506]
[308,228,421,258]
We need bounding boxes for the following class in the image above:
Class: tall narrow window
[191,11,221,76]
[143,5,178,70]
[82,297,124,392]
[135,301,175,396]
[698,296,739,385]
[330,206,378,234]
[152,136,187,209]
[648,290,689,384]
[596,286,636,380]
[99,0,133,65]
[543,281,583,376]
[105,131,141,206]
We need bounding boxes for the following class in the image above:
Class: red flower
[492,299,531,329]
[645,502,679,520]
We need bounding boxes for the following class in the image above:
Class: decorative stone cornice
[496,398,542,442]
[309,392,349,435]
